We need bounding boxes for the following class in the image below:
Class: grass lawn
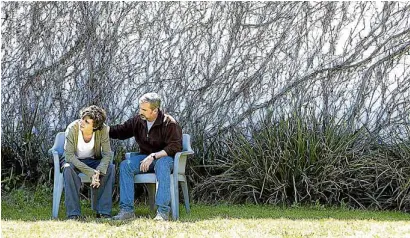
[1,188,410,237]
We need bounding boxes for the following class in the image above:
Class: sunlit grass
[2,187,410,237]
[3,216,410,238]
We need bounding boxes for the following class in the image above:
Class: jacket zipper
[146,120,160,140]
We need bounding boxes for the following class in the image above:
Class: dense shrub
[192,115,410,210]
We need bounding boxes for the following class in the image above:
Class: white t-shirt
[76,126,95,159]
[147,120,154,132]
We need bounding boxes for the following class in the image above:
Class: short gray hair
[139,92,161,109]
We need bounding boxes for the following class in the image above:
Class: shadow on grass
[2,202,410,223]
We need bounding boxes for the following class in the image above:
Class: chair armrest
[179,151,194,156]
[125,152,140,160]
[48,137,63,155]
[48,147,59,156]
[173,150,194,175]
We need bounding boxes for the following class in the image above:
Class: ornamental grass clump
[193,115,410,211]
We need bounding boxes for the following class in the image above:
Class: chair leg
[175,180,180,219]
[52,173,64,219]
[170,176,178,220]
[90,188,96,211]
[146,183,156,213]
[181,179,191,213]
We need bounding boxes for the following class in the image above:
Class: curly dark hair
[79,105,107,131]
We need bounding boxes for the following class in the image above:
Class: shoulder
[95,124,110,144]
[65,120,80,135]
[163,114,178,126]
[123,115,142,125]
[131,115,145,128]
[134,115,143,123]
[99,124,110,134]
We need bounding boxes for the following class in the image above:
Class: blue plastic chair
[126,134,194,220]
[49,132,114,219]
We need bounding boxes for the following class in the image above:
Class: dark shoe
[112,210,135,220]
[67,215,81,220]
[96,213,112,219]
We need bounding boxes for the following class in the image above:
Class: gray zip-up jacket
[64,120,112,177]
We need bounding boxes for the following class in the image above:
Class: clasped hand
[91,170,100,188]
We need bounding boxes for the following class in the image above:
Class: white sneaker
[153,212,169,221]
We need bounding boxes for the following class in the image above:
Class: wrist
[151,153,157,160]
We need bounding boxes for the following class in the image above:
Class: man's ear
[154,108,159,114]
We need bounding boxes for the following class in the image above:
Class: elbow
[164,148,175,157]
[64,154,73,163]
[165,147,181,157]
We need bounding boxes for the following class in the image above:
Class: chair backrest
[182,134,193,152]
[52,132,66,156]
[176,134,194,175]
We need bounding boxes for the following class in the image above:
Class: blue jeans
[119,154,174,215]
[63,159,114,217]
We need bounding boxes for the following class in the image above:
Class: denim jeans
[63,159,114,217]
[119,154,174,215]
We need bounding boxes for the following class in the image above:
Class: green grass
[2,187,410,237]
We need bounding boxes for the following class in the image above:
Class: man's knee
[63,163,80,184]
[154,157,173,173]
[119,159,138,175]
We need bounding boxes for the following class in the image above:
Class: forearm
[65,154,95,178]
[96,153,111,175]
[96,128,113,175]
[108,118,136,140]
[153,150,167,159]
